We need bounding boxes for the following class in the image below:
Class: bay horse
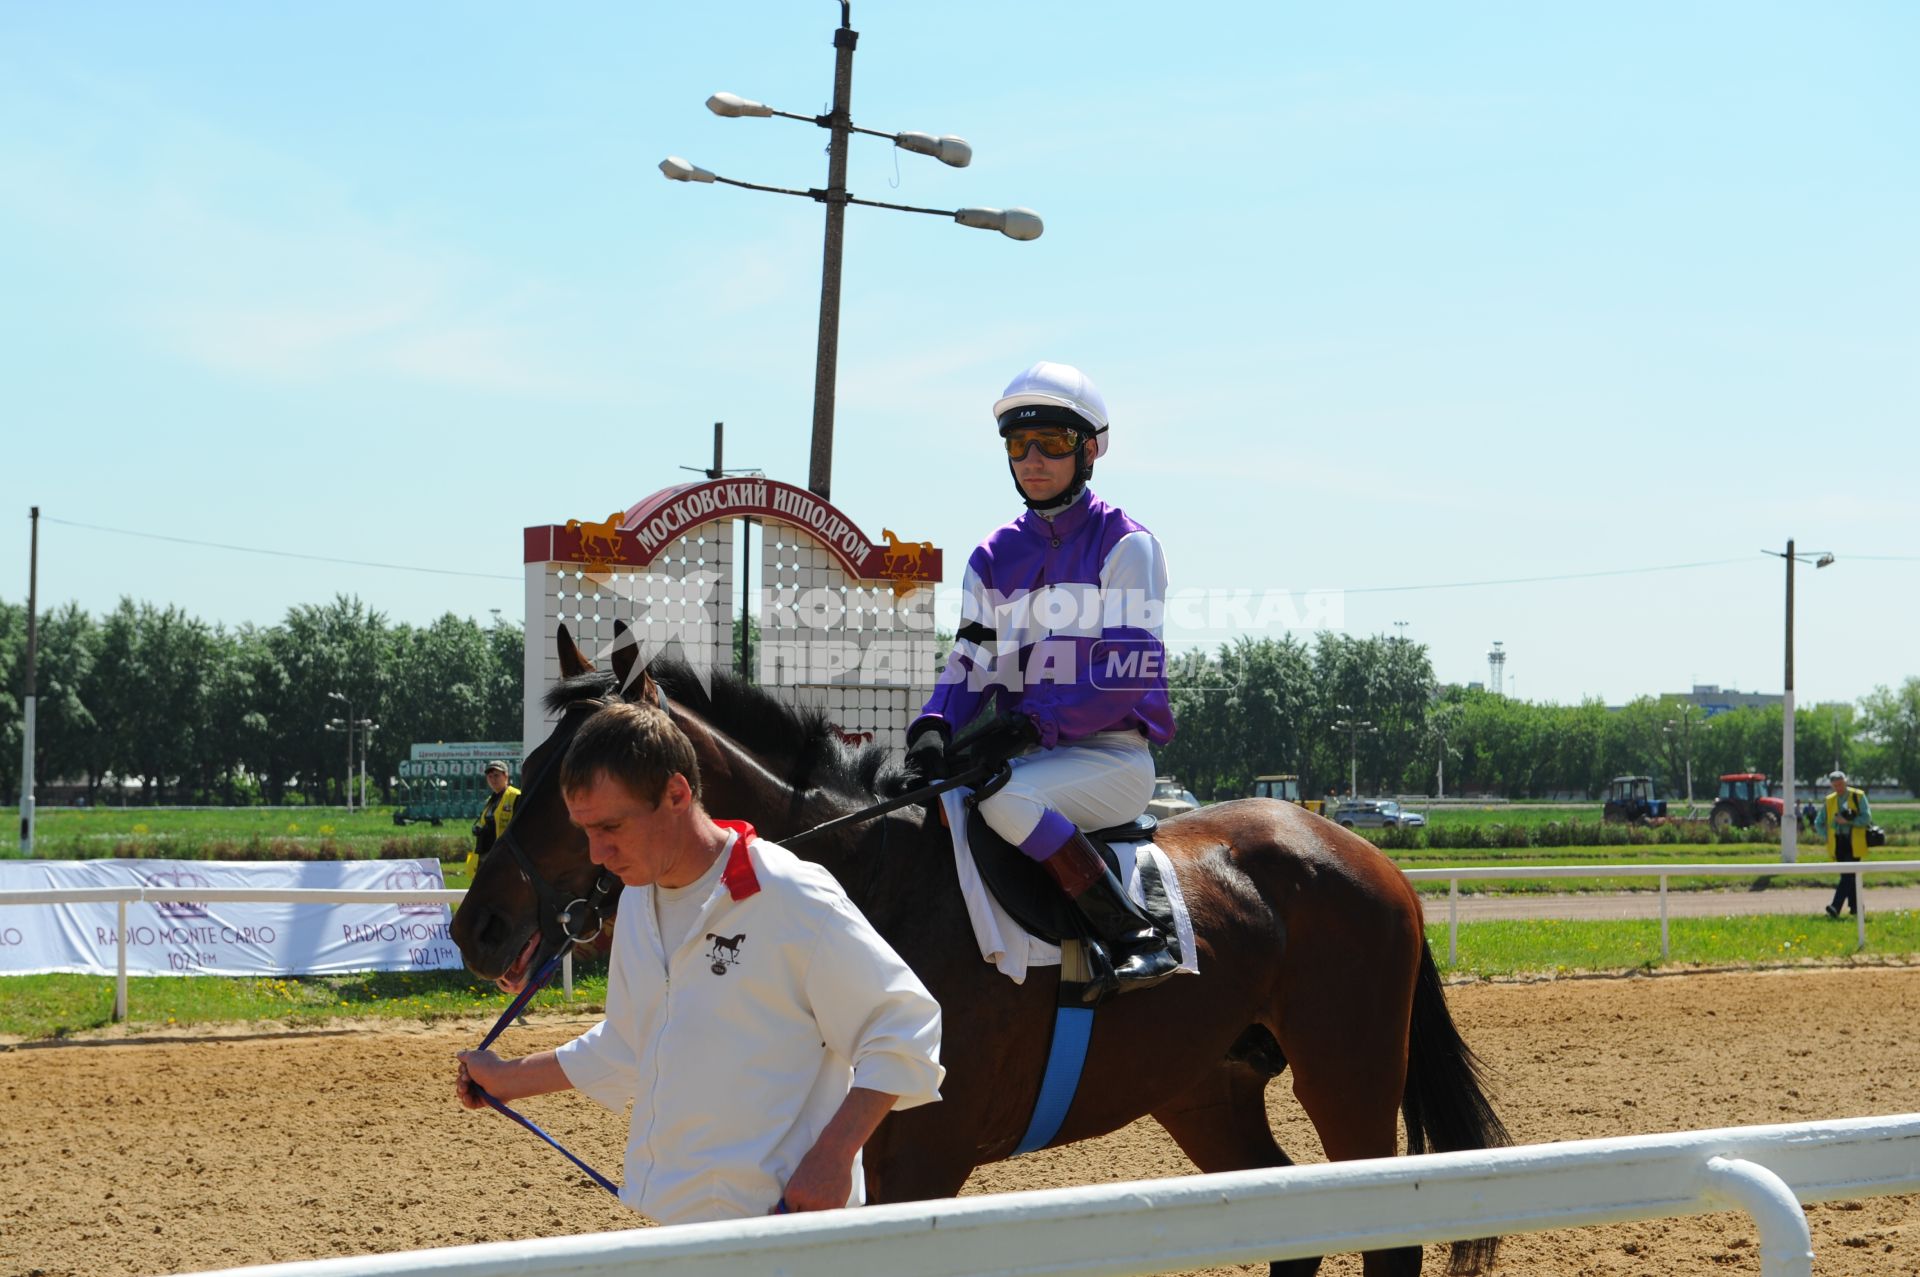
[451,628,1508,1276]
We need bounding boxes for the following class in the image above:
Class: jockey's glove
[903,721,950,786]
[970,711,1040,764]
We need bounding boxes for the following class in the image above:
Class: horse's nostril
[476,910,509,951]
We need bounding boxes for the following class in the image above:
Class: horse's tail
[1403,942,1510,1276]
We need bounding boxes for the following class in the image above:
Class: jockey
[903,361,1178,997]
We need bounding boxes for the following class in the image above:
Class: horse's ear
[556,623,595,678]
[633,665,662,710]
[609,619,640,692]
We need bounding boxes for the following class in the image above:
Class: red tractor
[1709,773,1784,833]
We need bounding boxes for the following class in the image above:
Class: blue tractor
[1603,775,1668,825]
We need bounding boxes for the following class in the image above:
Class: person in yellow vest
[465,761,519,878]
[1814,769,1871,919]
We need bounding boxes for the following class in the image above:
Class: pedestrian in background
[466,761,519,878]
[1815,769,1871,919]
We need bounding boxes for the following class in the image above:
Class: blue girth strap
[1013,959,1096,1155]
[470,953,621,1197]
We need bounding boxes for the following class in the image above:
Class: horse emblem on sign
[566,512,625,577]
[881,528,935,597]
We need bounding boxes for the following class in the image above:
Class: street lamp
[1333,705,1378,800]
[1762,541,1835,863]
[661,1,1044,500]
[356,719,377,813]
[326,692,353,812]
[1664,705,1698,814]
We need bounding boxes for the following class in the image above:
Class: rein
[469,953,620,1196]
[466,694,621,1195]
[778,762,998,847]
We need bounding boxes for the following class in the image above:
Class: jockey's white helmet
[993,361,1110,459]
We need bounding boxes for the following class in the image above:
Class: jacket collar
[1017,487,1096,541]
[713,820,762,900]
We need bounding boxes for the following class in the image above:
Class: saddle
[964,809,1159,944]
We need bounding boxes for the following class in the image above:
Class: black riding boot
[1042,831,1179,999]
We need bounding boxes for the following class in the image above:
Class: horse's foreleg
[1152,1060,1331,1277]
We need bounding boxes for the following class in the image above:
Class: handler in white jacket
[457,700,943,1224]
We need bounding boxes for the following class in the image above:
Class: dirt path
[3,968,1917,1277]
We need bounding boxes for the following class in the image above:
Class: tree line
[0,596,521,804]
[4,598,1917,805]
[1156,635,1920,803]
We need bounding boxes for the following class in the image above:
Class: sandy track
[3,968,1917,1277]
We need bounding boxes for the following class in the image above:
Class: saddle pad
[964,804,1119,944]
[941,788,1200,985]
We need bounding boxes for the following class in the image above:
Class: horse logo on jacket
[705,932,746,975]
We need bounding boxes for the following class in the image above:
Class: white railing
[174,1114,1920,1277]
[0,886,588,1021]
[1404,859,1920,964]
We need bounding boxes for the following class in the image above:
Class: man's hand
[778,1087,898,1213]
[455,1049,506,1110]
[455,1048,571,1111]
[778,1143,857,1214]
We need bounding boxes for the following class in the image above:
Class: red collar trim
[715,820,761,901]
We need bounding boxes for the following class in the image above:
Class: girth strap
[1012,940,1098,1156]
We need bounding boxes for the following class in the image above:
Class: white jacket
[554,821,944,1224]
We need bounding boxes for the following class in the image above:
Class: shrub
[1377,824,1426,852]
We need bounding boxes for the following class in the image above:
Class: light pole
[18,507,40,855]
[661,2,1043,500]
[1333,705,1377,799]
[1665,705,1698,814]
[326,692,353,812]
[1762,541,1834,862]
[356,719,377,812]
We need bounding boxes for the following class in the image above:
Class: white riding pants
[975,730,1156,859]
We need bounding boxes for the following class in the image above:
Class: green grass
[1429,909,1920,978]
[2,804,469,862]
[1385,844,1920,894]
[1405,803,1920,832]
[0,965,610,1041]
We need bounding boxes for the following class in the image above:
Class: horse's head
[451,619,908,987]
[450,621,652,989]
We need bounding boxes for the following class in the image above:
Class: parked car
[1331,799,1426,829]
[1146,777,1201,820]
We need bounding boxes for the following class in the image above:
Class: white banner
[410,742,521,761]
[0,859,463,977]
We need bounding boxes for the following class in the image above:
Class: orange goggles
[1001,425,1084,460]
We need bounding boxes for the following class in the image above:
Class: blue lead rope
[469,952,622,1197]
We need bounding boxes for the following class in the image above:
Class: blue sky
[4,2,1915,707]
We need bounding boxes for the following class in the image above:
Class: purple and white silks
[912,489,1173,856]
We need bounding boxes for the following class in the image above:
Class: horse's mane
[542,661,898,800]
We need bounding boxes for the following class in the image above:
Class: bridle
[485,696,620,954]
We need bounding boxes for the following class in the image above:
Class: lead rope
[469,951,621,1196]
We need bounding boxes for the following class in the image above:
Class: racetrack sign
[0,858,462,976]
